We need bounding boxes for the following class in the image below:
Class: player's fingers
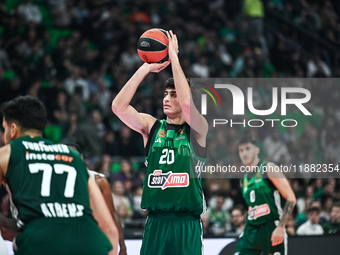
[271,236,277,246]
[167,31,173,41]
[154,61,170,72]
[273,237,277,246]
[274,239,279,246]
[167,31,176,45]
[274,237,283,246]
[159,61,170,70]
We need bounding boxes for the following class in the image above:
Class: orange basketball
[137,28,169,63]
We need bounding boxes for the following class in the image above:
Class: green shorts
[234,221,286,255]
[15,216,112,255]
[140,212,204,255]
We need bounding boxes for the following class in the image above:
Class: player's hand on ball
[271,226,285,246]
[144,61,170,73]
[166,30,179,61]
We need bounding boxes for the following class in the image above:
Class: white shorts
[0,235,10,255]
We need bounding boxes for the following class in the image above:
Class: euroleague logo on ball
[139,41,150,48]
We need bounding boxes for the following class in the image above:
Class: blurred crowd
[202,177,340,237]
[0,0,340,237]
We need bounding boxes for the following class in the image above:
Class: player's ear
[10,122,20,139]
[255,146,260,155]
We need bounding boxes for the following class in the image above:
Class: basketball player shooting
[112,30,208,255]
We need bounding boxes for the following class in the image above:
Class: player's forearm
[107,225,119,255]
[170,56,191,109]
[112,212,126,250]
[0,213,19,241]
[112,64,150,113]
[89,178,118,254]
[98,218,118,255]
[278,200,296,227]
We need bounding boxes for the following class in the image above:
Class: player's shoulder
[264,161,286,179]
[0,144,11,180]
[140,113,158,131]
[0,144,11,154]
[265,161,276,167]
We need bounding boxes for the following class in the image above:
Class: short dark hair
[163,77,192,90]
[1,96,47,133]
[163,78,199,103]
[238,136,258,147]
[164,77,175,90]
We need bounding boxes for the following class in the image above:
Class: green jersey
[6,136,93,228]
[141,120,207,215]
[242,161,285,225]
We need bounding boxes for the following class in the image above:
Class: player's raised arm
[166,30,208,146]
[267,162,296,246]
[111,62,170,144]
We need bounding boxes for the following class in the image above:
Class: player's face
[163,88,181,116]
[2,118,12,145]
[238,142,259,166]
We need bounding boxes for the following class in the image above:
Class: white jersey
[88,170,106,182]
[0,233,9,255]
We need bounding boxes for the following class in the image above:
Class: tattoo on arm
[278,201,295,227]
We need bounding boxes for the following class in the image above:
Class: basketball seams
[140,36,168,47]
[156,28,168,38]
[137,28,169,63]
[137,49,167,53]
[141,28,168,44]
[137,50,168,63]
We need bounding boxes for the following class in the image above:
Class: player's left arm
[0,145,20,240]
[95,175,127,255]
[267,162,296,246]
[88,176,118,255]
[0,145,10,188]
[167,30,208,147]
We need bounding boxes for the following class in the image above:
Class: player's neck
[166,115,185,125]
[20,130,42,139]
[246,157,260,171]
